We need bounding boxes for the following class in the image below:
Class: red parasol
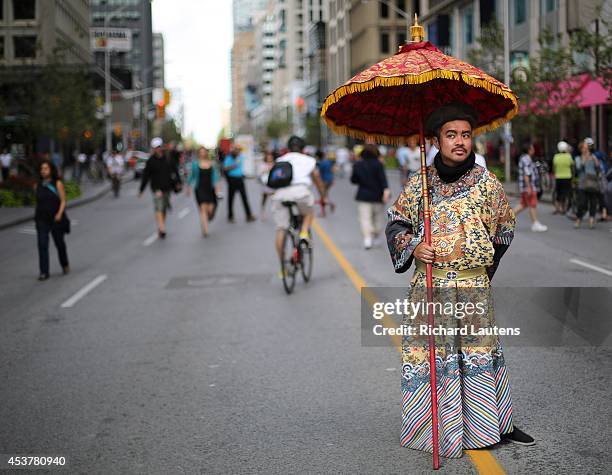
[321,16,519,470]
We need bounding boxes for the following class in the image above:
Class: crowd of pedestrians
[549,137,610,230]
[23,131,610,282]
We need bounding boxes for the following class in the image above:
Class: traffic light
[295,96,305,113]
[156,100,165,119]
[163,89,171,106]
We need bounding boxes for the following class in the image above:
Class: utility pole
[104,8,112,157]
[503,0,511,185]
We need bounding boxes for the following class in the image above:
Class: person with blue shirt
[223,146,256,223]
[316,149,336,213]
[187,146,220,237]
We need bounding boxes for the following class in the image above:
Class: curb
[0,183,111,231]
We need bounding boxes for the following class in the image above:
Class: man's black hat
[425,103,479,138]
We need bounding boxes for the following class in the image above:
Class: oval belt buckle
[446,271,457,280]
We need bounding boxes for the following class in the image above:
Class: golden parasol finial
[410,14,425,42]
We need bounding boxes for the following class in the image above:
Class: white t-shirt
[277,152,316,187]
[106,154,125,175]
[426,145,487,169]
[406,147,421,172]
[335,147,349,164]
[0,153,12,168]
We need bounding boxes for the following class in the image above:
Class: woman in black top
[350,144,391,249]
[187,147,220,237]
[34,161,69,280]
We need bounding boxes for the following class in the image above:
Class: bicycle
[280,201,313,294]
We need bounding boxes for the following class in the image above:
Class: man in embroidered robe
[385,103,534,458]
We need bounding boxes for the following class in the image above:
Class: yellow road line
[311,218,506,475]
[466,451,506,475]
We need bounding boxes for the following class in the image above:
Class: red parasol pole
[413,16,439,470]
[418,116,440,470]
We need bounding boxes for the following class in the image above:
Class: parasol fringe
[322,69,460,116]
[321,69,519,145]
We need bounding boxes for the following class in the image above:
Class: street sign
[90,28,132,52]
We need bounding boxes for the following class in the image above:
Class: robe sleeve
[385,187,423,273]
[484,174,516,280]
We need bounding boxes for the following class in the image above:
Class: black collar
[434,151,476,183]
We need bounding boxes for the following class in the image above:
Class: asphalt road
[0,174,610,474]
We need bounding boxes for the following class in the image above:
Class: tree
[466,20,504,81]
[511,29,581,156]
[161,117,182,144]
[265,117,291,140]
[570,4,612,90]
[31,44,98,152]
[304,113,321,147]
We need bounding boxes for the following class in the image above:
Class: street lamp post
[104,10,112,156]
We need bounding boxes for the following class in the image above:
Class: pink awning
[520,73,610,115]
[577,75,611,107]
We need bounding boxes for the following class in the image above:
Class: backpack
[267,161,293,189]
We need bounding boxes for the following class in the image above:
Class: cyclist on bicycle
[271,136,326,272]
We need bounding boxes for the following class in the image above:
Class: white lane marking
[385,368,396,372]
[178,207,191,219]
[570,258,612,277]
[143,232,158,246]
[61,274,108,308]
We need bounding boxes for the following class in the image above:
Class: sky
[152,0,233,147]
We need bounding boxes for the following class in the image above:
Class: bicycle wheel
[281,230,297,294]
[300,234,313,282]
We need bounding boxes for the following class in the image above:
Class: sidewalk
[0,178,113,231]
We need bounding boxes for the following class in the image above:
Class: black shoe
[502,427,535,446]
[228,217,235,224]
[247,215,257,222]
[38,274,49,281]
[158,230,166,239]
[62,266,70,275]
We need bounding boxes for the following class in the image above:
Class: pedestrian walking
[139,137,181,238]
[73,151,87,184]
[106,149,125,198]
[574,140,601,229]
[386,103,534,458]
[34,161,70,281]
[552,141,574,214]
[584,137,608,221]
[350,144,390,249]
[1,148,12,182]
[513,142,548,232]
[316,149,336,215]
[258,151,276,219]
[223,146,256,223]
[335,146,350,178]
[187,146,220,237]
[397,137,421,186]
